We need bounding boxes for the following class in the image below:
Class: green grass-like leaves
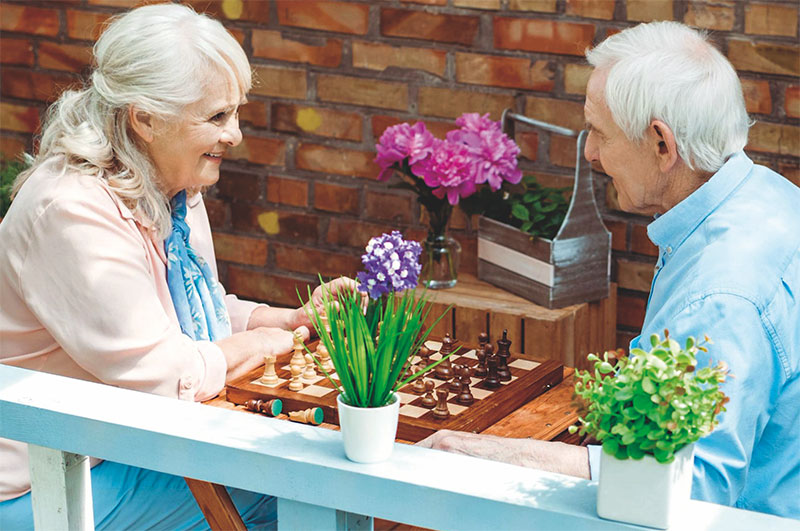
[301,279,453,408]
[570,331,729,463]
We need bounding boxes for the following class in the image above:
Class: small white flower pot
[597,443,695,529]
[336,393,400,463]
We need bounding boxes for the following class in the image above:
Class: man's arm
[417,430,591,479]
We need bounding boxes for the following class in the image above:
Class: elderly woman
[0,4,352,529]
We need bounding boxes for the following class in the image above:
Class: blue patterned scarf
[165,190,231,341]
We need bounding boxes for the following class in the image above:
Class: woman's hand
[291,276,363,332]
[216,325,309,382]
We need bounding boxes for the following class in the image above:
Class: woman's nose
[220,115,242,147]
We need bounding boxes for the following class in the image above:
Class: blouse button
[181,377,194,390]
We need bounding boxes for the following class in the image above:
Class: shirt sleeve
[637,293,777,506]
[19,191,227,402]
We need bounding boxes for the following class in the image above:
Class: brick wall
[1,0,798,349]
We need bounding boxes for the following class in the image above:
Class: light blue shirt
[589,152,800,518]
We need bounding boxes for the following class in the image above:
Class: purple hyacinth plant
[356,231,422,300]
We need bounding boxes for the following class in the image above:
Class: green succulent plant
[570,331,730,464]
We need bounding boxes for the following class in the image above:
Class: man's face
[583,69,667,216]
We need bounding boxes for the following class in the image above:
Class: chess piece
[316,342,334,372]
[496,330,512,382]
[421,380,436,408]
[474,343,489,377]
[439,333,455,358]
[303,353,317,380]
[434,334,456,381]
[417,345,433,372]
[260,354,279,386]
[456,366,474,406]
[483,354,501,389]
[245,398,282,417]
[288,407,323,425]
[478,331,489,352]
[411,376,427,394]
[432,389,450,420]
[449,364,463,393]
[289,363,304,391]
[290,333,305,370]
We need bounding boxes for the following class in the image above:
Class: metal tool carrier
[477,110,611,309]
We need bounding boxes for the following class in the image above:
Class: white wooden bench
[1,364,795,530]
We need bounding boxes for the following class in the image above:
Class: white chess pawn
[260,354,279,386]
[303,353,317,381]
[317,343,334,372]
[289,364,303,391]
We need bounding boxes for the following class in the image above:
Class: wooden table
[190,368,580,530]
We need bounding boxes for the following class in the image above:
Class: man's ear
[649,120,678,173]
[128,106,155,143]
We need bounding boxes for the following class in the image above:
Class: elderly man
[419,21,799,519]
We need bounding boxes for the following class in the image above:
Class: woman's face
[147,73,244,198]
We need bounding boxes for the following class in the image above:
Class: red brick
[0,135,27,160]
[418,87,514,120]
[327,218,398,249]
[741,79,772,115]
[267,175,309,207]
[0,38,34,66]
[295,143,379,179]
[684,3,735,31]
[238,101,268,128]
[549,134,578,168]
[204,197,227,228]
[525,172,573,191]
[277,1,369,35]
[66,10,112,41]
[604,219,627,252]
[314,181,361,215]
[786,85,800,119]
[0,5,60,37]
[232,205,320,244]
[516,131,538,162]
[381,8,480,46]
[494,18,595,56]
[745,3,798,37]
[616,258,655,293]
[524,96,584,132]
[365,189,414,224]
[564,63,592,95]
[630,224,658,257]
[728,39,800,77]
[456,53,555,91]
[273,243,362,278]
[216,170,261,201]
[778,164,800,187]
[252,30,342,67]
[353,41,446,77]
[227,27,246,47]
[372,115,456,142]
[454,0,500,9]
[187,0,271,23]
[251,65,307,99]
[565,0,614,20]
[746,122,800,156]
[86,0,141,7]
[317,74,407,111]
[38,42,92,73]
[212,232,268,266]
[272,103,362,142]
[228,135,286,167]
[402,0,446,5]
[0,102,40,133]
[0,67,78,103]
[617,293,647,329]
[508,0,556,12]
[626,0,673,22]
[226,267,312,307]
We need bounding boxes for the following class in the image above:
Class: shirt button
[666,246,672,254]
[181,377,194,390]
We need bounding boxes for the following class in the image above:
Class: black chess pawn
[475,342,489,377]
[448,364,463,393]
[411,376,426,394]
[417,345,433,373]
[456,365,474,405]
[432,389,450,419]
[483,354,501,389]
[440,333,455,357]
[421,380,437,408]
[478,331,489,351]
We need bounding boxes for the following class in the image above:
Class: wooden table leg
[185,477,247,531]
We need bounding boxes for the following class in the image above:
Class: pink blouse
[0,158,262,501]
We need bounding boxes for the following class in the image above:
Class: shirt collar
[647,151,753,253]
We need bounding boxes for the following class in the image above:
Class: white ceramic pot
[336,393,400,463]
[596,443,695,529]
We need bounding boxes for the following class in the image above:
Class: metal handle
[501,109,579,139]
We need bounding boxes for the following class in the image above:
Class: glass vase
[420,234,461,289]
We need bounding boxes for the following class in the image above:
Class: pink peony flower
[413,138,477,205]
[449,113,522,190]
[374,122,436,181]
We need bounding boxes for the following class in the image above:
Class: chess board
[225,338,563,442]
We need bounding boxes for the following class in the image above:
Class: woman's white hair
[14,3,251,239]
[586,21,750,173]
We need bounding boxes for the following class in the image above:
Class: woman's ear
[649,120,679,173]
[128,106,155,143]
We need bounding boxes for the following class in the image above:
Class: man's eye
[210,112,226,122]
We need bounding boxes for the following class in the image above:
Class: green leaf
[642,377,655,394]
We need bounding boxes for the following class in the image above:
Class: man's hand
[417,430,591,479]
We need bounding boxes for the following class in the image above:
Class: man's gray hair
[586,21,750,173]
[15,3,251,238]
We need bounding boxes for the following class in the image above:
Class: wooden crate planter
[478,116,611,309]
